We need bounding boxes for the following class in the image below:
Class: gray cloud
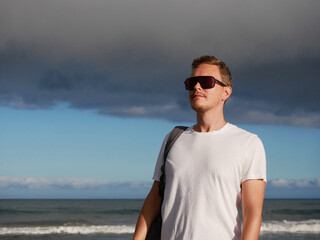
[265,178,320,198]
[0,176,152,190]
[268,178,320,189]
[1,0,319,126]
[1,176,319,191]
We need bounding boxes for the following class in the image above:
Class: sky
[0,0,319,199]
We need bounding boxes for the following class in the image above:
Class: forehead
[192,64,221,79]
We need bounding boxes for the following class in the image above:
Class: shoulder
[226,123,263,147]
[226,123,257,138]
[162,125,191,144]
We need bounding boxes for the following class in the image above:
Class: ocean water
[0,199,319,240]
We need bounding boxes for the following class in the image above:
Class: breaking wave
[261,219,320,234]
[0,224,135,235]
[1,219,319,235]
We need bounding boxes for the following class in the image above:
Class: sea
[0,199,319,240]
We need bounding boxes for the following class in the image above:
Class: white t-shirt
[153,123,267,240]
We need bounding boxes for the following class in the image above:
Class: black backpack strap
[159,126,188,197]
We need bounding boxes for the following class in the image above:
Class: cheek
[213,88,223,96]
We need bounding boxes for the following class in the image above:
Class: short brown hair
[192,55,232,87]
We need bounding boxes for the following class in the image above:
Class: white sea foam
[1,220,319,235]
[261,219,320,234]
[0,225,135,235]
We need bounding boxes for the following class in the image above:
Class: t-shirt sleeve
[241,135,267,183]
[152,133,170,182]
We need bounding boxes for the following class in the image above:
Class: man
[134,55,266,240]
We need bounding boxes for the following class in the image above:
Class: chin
[191,103,207,113]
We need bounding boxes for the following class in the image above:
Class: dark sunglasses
[184,76,227,90]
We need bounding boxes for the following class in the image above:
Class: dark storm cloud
[0,0,319,126]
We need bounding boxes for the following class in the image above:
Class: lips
[192,92,205,98]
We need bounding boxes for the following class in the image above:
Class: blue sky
[1,104,319,198]
[0,0,319,198]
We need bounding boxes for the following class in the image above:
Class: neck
[194,109,227,132]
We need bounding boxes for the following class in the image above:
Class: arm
[241,179,266,240]
[133,181,163,240]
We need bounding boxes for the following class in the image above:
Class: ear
[223,86,232,102]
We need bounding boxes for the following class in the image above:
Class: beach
[0,199,319,240]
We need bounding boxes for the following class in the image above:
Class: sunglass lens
[184,76,215,90]
[199,77,214,89]
[185,78,196,90]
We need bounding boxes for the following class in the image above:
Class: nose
[194,81,202,90]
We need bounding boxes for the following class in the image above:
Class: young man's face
[188,63,229,113]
